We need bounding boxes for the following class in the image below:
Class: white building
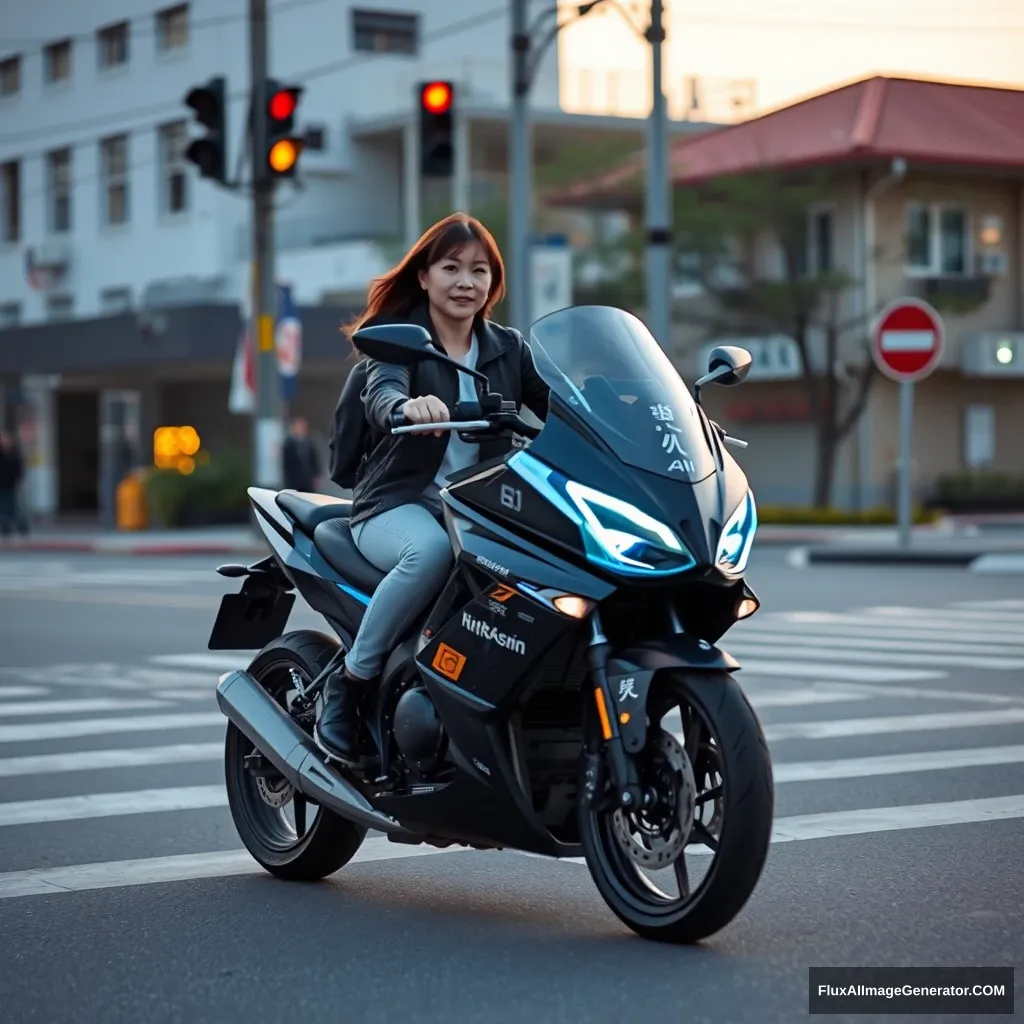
[0,0,715,523]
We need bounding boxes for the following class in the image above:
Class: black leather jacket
[350,302,550,525]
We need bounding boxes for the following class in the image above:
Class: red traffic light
[269,89,298,120]
[421,81,452,115]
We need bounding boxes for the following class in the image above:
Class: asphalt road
[0,546,1021,1023]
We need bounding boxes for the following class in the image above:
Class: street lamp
[508,0,670,350]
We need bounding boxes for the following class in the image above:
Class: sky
[557,0,1024,121]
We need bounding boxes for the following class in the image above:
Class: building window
[0,302,21,329]
[906,202,969,276]
[810,208,834,274]
[47,148,72,233]
[97,22,129,69]
[101,134,130,226]
[0,55,21,96]
[100,287,133,314]
[1,160,19,243]
[158,121,189,214]
[46,294,74,321]
[156,4,189,52]
[352,9,418,54]
[44,39,72,84]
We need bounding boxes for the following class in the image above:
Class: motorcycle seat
[313,517,387,597]
[276,490,354,534]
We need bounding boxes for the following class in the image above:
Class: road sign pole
[898,379,914,548]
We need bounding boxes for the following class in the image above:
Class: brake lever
[710,419,748,449]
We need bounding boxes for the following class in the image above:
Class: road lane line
[760,707,1024,741]
[0,698,169,718]
[0,743,224,777]
[150,654,250,671]
[727,643,1024,671]
[0,712,225,743]
[730,630,1024,657]
[772,745,1024,782]
[0,687,49,698]
[4,795,1023,899]
[0,785,228,827]
[735,660,943,683]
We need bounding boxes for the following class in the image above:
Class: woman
[315,213,550,765]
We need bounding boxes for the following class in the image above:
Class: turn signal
[553,595,594,619]
[736,597,759,620]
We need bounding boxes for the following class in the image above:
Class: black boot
[314,668,371,765]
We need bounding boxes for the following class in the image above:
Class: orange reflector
[553,595,593,619]
[593,688,612,740]
[737,597,759,619]
[619,712,630,724]
[269,139,299,173]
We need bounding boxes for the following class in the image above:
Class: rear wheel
[224,630,367,881]
[579,670,773,944]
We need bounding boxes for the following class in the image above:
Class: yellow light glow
[737,597,759,619]
[269,139,298,173]
[553,595,594,619]
[153,426,203,473]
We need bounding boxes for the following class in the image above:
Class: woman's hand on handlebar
[401,395,450,437]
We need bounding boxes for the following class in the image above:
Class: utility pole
[249,0,282,489]
[645,0,671,350]
[508,0,531,336]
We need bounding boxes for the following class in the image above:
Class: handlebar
[389,403,541,440]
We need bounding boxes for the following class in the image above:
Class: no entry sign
[871,298,945,383]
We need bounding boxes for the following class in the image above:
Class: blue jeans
[344,503,453,679]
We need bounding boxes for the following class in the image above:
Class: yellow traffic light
[153,426,202,473]
[269,138,299,174]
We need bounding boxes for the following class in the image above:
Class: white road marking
[0,698,169,718]
[773,745,1024,783]
[952,600,1024,610]
[0,785,228,827]
[150,654,250,671]
[731,630,1024,658]
[727,642,1024,671]
[760,707,1024,741]
[0,712,225,743]
[4,795,1023,899]
[970,554,1024,574]
[736,660,943,683]
[733,618,1024,646]
[859,605,1024,624]
[0,686,49,698]
[778,611,1024,637]
[0,743,223,778]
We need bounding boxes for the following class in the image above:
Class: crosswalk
[0,558,219,590]
[1,597,1023,898]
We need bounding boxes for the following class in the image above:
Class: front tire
[225,630,367,881]
[579,670,773,944]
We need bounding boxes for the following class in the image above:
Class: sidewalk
[0,526,267,557]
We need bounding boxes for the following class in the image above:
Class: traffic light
[184,76,227,184]
[265,79,304,180]
[418,80,454,178]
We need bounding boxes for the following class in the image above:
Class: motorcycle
[211,305,773,944]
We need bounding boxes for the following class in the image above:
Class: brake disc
[612,729,697,869]
[255,776,295,808]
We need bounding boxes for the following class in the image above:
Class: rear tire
[225,630,367,881]
[579,670,773,944]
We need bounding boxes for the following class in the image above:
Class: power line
[0,5,509,153]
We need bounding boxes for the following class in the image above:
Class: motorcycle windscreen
[528,305,718,484]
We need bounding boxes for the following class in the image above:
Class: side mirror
[694,345,752,402]
[351,323,434,365]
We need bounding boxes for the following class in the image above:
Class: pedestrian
[282,415,321,493]
[313,211,550,765]
[0,430,26,541]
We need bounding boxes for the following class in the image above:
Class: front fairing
[515,395,752,576]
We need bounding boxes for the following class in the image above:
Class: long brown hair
[342,212,505,339]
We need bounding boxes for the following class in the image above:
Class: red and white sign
[871,298,945,383]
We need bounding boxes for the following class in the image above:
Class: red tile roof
[555,75,1024,203]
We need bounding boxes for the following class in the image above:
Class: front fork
[584,611,648,812]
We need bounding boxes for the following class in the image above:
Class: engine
[393,686,447,772]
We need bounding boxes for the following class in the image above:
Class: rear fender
[605,636,741,754]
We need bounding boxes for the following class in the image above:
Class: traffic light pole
[249,0,282,490]
[508,0,531,336]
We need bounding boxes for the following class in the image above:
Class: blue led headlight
[716,489,757,577]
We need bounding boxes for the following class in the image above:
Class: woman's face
[418,241,493,323]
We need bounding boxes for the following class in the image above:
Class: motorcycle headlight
[564,480,695,575]
[716,489,757,577]
[508,453,694,577]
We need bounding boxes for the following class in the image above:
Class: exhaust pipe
[216,670,405,835]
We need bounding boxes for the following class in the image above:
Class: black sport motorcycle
[212,304,773,944]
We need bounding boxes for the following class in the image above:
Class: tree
[670,171,878,508]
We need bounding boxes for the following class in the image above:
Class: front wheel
[579,670,773,944]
